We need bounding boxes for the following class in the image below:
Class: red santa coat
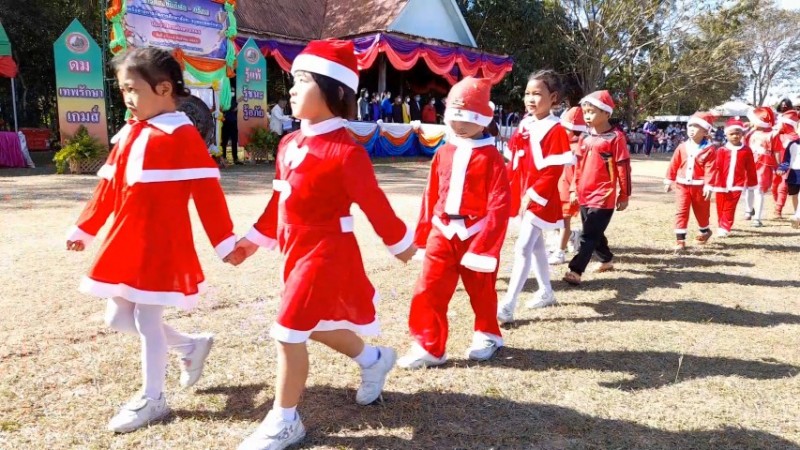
[414,136,510,272]
[247,118,412,343]
[665,140,716,187]
[745,128,782,192]
[66,112,235,310]
[507,115,574,229]
[709,143,758,192]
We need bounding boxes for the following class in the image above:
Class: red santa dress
[745,129,781,193]
[774,124,797,213]
[709,142,758,233]
[409,135,510,358]
[664,138,716,235]
[247,118,412,344]
[66,112,236,310]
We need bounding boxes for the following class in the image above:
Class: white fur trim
[779,116,798,127]
[245,227,278,250]
[66,225,95,246]
[664,179,674,185]
[146,112,193,134]
[561,121,586,132]
[747,110,770,129]
[688,117,713,131]
[300,117,346,136]
[674,228,688,234]
[269,292,381,343]
[444,145,473,214]
[526,115,576,169]
[124,128,150,184]
[460,252,497,273]
[676,178,705,186]
[111,124,132,145]
[724,125,744,133]
[214,235,236,259]
[340,216,354,233]
[97,164,115,180]
[386,225,413,255]
[80,277,203,311]
[523,210,564,231]
[282,140,309,170]
[272,179,292,201]
[138,168,220,183]
[581,96,613,114]
[411,248,426,261]
[444,108,493,127]
[448,135,496,149]
[526,188,548,207]
[432,216,487,241]
[292,54,359,92]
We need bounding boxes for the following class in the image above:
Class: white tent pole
[10,77,18,131]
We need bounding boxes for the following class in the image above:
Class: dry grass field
[1,153,799,449]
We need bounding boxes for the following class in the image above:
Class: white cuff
[460,252,497,273]
[411,248,426,262]
[386,225,414,256]
[66,225,95,247]
[526,188,548,207]
[245,227,278,251]
[703,184,713,193]
[214,235,237,259]
[664,179,674,185]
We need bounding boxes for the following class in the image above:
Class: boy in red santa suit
[664,111,717,251]
[230,40,416,450]
[709,118,758,237]
[548,106,585,265]
[743,107,782,227]
[398,76,511,369]
[773,110,798,218]
[497,70,573,324]
[563,90,632,286]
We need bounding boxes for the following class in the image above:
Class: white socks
[274,406,297,422]
[353,345,380,368]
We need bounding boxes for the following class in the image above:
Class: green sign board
[236,38,267,146]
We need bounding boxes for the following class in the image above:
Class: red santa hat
[560,106,587,132]
[747,106,776,129]
[687,111,716,131]
[723,117,745,133]
[443,76,494,127]
[291,39,359,93]
[580,90,615,115]
[778,110,799,128]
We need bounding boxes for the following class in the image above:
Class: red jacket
[665,140,716,187]
[709,143,758,192]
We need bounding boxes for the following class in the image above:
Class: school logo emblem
[66,32,89,54]
[244,48,260,65]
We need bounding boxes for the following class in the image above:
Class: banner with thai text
[54,19,109,147]
[125,0,228,60]
[236,38,267,146]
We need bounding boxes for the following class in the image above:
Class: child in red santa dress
[65,48,236,433]
[496,70,573,323]
[709,118,758,237]
[397,76,510,368]
[773,110,799,218]
[229,40,416,450]
[664,112,717,251]
[563,91,632,286]
[743,107,783,227]
[548,106,586,265]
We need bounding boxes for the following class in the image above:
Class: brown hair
[528,70,563,102]
[310,72,357,120]
[111,47,191,98]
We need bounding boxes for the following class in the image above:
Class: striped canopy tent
[0,21,19,130]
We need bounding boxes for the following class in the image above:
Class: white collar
[145,112,193,134]
[300,117,346,136]
[520,114,558,129]
[726,143,744,150]
[448,135,496,149]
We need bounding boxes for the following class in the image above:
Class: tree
[740,0,800,106]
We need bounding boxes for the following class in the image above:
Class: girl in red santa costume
[743,107,783,227]
[497,70,574,322]
[65,48,236,433]
[229,40,416,450]
[708,118,758,237]
[664,111,717,251]
[397,76,511,369]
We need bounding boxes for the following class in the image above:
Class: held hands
[66,240,85,252]
[569,192,578,207]
[703,190,713,201]
[224,237,259,266]
[395,244,418,264]
[664,183,673,193]
[616,199,629,212]
[519,195,532,218]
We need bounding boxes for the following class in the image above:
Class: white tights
[744,188,766,220]
[104,297,194,399]
[502,217,551,310]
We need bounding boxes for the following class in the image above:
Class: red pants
[772,173,788,213]
[716,191,742,232]
[674,184,710,234]
[408,228,501,359]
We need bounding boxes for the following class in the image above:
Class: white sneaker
[548,250,566,265]
[397,343,447,370]
[356,347,396,405]
[107,394,170,433]
[752,219,763,228]
[238,410,306,450]
[525,290,557,309]
[466,336,501,361]
[568,230,581,253]
[180,333,214,388]
[497,302,515,325]
[716,229,729,238]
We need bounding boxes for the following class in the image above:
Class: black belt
[442,214,469,220]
